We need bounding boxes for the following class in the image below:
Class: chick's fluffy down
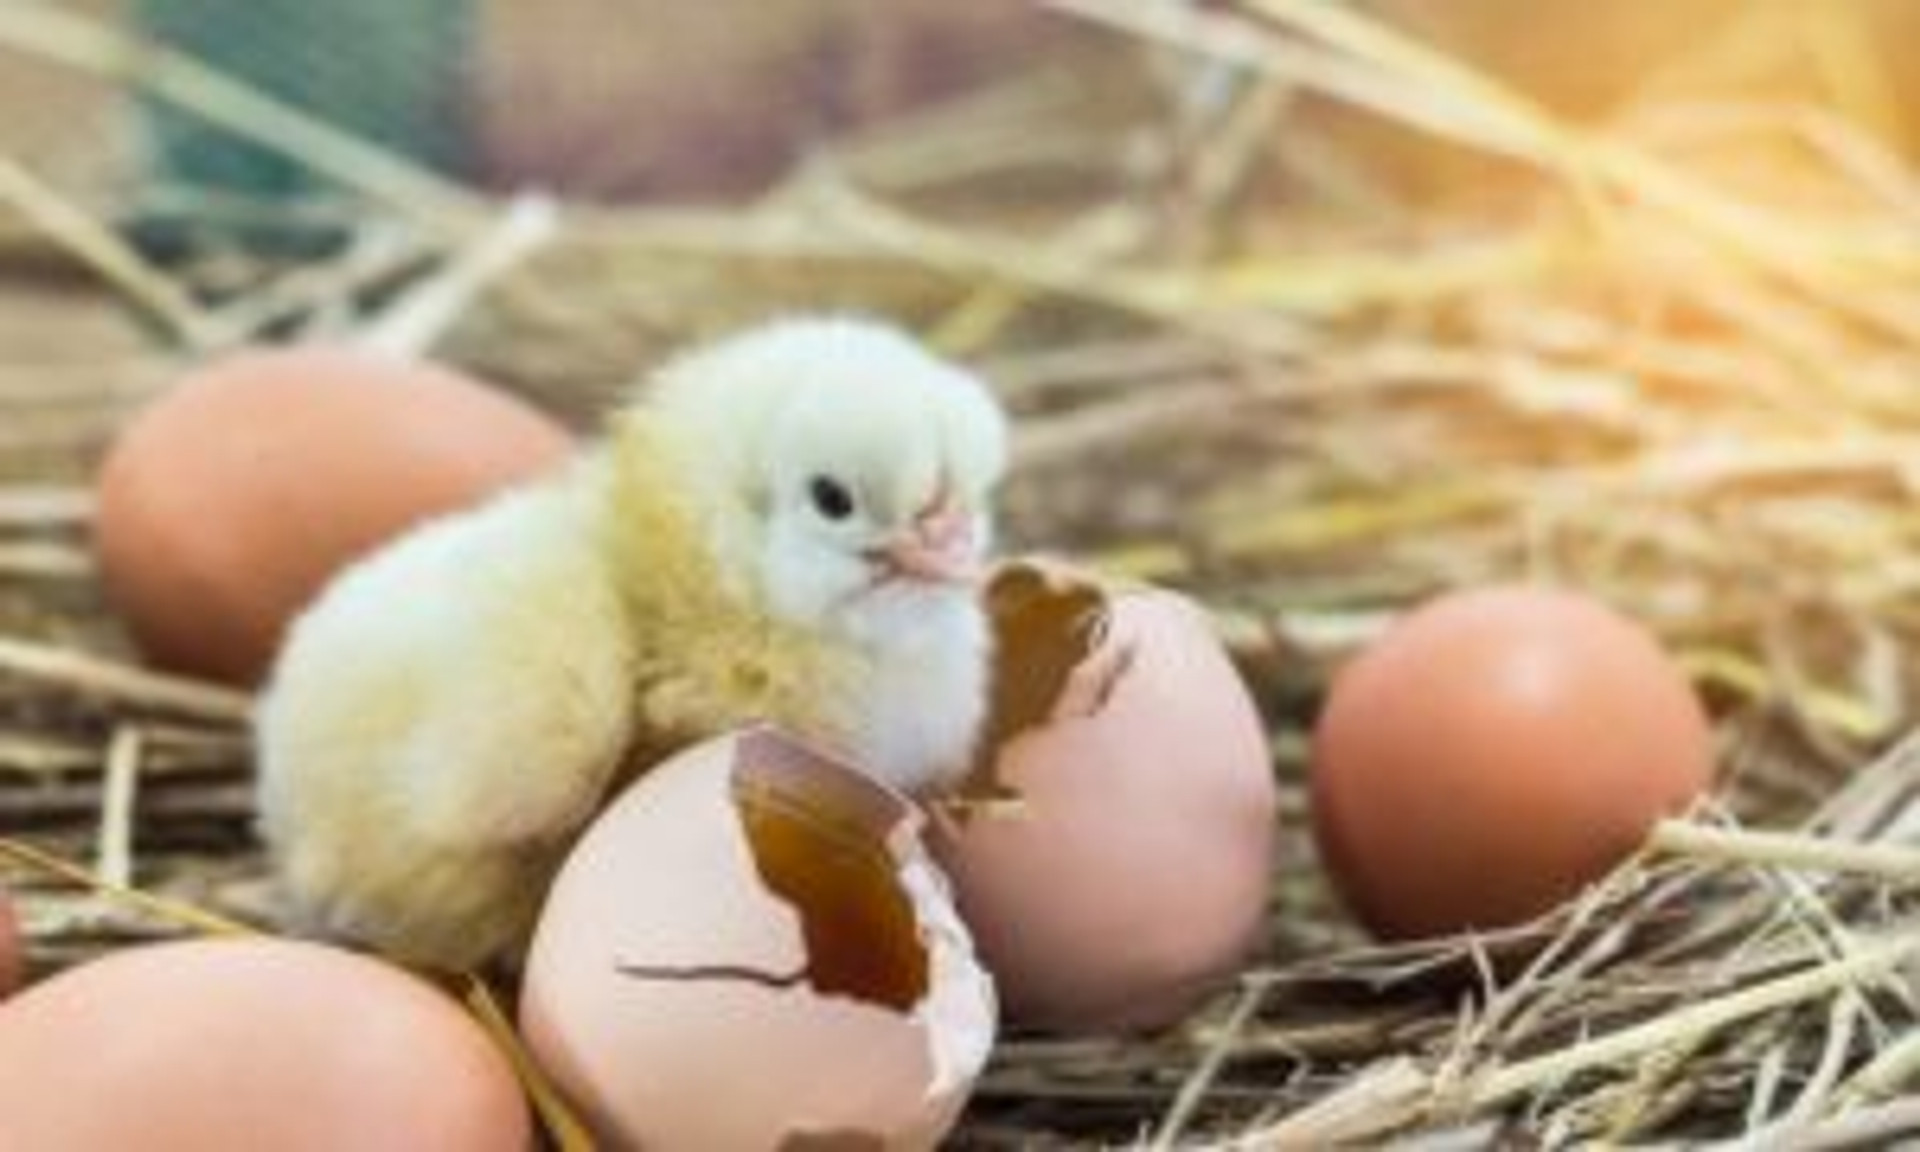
[256,317,1008,969]
[257,472,636,966]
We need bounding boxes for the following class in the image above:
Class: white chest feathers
[842,592,992,796]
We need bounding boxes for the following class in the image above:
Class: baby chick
[256,317,1009,968]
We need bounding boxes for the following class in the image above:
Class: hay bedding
[1,1,1919,1146]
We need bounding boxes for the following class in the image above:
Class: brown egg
[0,937,531,1149]
[0,885,20,997]
[928,561,1277,1034]
[520,726,994,1149]
[1312,585,1715,940]
[95,346,573,685]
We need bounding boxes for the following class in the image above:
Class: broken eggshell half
[518,725,994,1151]
[928,560,1277,1034]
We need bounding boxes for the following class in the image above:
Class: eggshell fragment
[929,561,1278,1034]
[0,937,532,1150]
[94,346,573,685]
[1311,585,1715,940]
[519,726,995,1151]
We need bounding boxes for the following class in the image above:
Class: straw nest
[3,1,1920,1146]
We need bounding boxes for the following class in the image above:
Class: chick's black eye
[808,475,855,521]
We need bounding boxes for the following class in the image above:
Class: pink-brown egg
[520,726,994,1150]
[95,346,573,685]
[1312,584,1715,940]
[0,937,532,1149]
[929,561,1277,1034]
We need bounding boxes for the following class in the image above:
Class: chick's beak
[879,494,981,585]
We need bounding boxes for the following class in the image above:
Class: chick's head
[646,317,1009,646]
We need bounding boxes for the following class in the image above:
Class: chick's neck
[594,414,862,766]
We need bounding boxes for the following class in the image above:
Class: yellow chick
[256,317,1009,968]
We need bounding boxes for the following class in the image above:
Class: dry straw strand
[94,725,142,889]
[0,154,211,345]
[1473,933,1920,1109]
[0,635,251,723]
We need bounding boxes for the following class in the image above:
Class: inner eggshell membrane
[616,728,993,1092]
[730,734,930,1009]
[953,561,1109,806]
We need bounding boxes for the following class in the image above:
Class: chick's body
[257,319,1007,968]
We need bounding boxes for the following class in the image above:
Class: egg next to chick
[0,938,531,1149]
[1311,585,1715,940]
[256,317,1009,969]
[94,346,574,686]
[929,561,1278,1034]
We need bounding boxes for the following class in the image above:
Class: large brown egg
[928,561,1277,1034]
[519,726,994,1150]
[0,937,531,1149]
[95,346,573,685]
[1312,585,1715,940]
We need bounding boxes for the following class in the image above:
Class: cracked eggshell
[928,561,1278,1034]
[518,726,995,1151]
[94,346,574,686]
[0,938,532,1150]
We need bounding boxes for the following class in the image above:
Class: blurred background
[4,1,1920,1144]
[9,1,1920,200]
